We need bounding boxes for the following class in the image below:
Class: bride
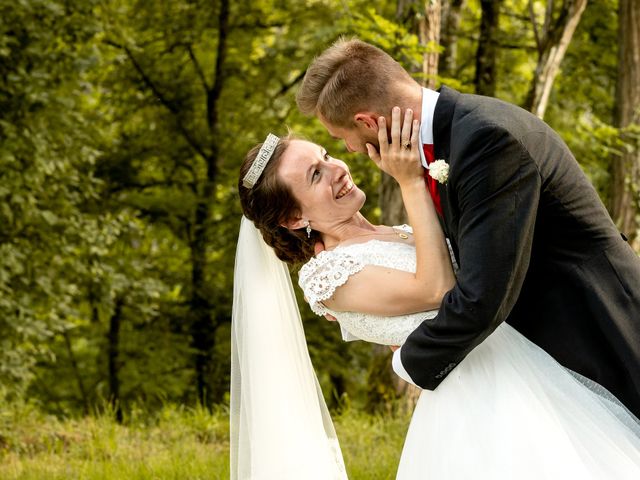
[231,110,640,479]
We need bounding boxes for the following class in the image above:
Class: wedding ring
[403,142,411,150]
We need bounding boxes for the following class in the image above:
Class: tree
[94,0,370,408]
[421,0,443,89]
[440,0,466,78]
[0,0,103,401]
[526,0,589,118]
[609,0,640,248]
[475,0,503,96]
[100,0,231,407]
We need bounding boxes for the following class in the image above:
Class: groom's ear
[354,112,379,132]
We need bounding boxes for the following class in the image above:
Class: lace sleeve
[298,251,365,316]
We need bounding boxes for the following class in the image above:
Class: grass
[0,403,411,479]
[335,408,412,479]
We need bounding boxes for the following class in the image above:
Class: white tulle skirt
[396,323,640,479]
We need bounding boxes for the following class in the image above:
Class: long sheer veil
[230,216,347,479]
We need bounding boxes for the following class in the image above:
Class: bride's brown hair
[239,135,320,265]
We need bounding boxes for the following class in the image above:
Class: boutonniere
[428,159,449,184]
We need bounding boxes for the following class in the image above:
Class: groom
[296,38,640,416]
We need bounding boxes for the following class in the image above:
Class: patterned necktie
[422,143,443,216]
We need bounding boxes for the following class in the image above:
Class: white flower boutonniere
[428,159,449,184]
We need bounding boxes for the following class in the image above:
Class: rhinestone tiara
[242,133,280,188]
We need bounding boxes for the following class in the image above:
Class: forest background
[0,0,638,478]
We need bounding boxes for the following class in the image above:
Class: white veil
[230,216,347,480]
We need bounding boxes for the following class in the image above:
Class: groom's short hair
[297,38,414,128]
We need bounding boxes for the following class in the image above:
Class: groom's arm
[394,125,541,389]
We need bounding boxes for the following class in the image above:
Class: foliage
[0,0,103,398]
[0,0,635,419]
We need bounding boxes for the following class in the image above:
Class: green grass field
[0,403,411,479]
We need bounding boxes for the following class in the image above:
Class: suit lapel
[437,183,452,235]
[432,86,460,240]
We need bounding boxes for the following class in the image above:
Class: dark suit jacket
[401,86,640,416]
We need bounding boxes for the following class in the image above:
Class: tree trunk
[104,0,231,408]
[108,297,124,423]
[388,0,442,224]
[63,330,89,416]
[190,0,229,408]
[328,373,347,410]
[419,0,442,88]
[475,0,502,96]
[525,0,588,119]
[609,0,640,249]
[440,0,465,77]
[396,0,441,87]
[379,173,408,225]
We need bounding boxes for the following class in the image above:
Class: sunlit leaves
[0,0,630,413]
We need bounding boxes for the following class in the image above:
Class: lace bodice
[298,225,438,346]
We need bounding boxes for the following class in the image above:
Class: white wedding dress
[299,225,640,479]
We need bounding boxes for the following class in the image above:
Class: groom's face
[319,115,379,155]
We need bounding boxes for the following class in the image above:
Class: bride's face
[277,140,366,231]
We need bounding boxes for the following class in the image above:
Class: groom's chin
[356,141,377,155]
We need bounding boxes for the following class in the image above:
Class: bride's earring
[305,221,312,238]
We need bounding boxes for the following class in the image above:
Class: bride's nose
[329,163,347,182]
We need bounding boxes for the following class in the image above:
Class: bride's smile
[335,178,355,199]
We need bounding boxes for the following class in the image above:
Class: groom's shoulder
[436,87,571,169]
[444,90,556,149]
[456,92,538,126]
[437,86,536,124]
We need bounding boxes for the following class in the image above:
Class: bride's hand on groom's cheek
[366,107,422,186]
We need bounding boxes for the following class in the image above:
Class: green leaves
[0,0,103,399]
[0,0,632,413]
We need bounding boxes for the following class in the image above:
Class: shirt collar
[418,87,440,168]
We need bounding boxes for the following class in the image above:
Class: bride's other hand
[366,107,422,186]
[303,295,336,321]
[314,241,325,256]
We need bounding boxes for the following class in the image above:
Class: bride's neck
[320,213,379,249]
